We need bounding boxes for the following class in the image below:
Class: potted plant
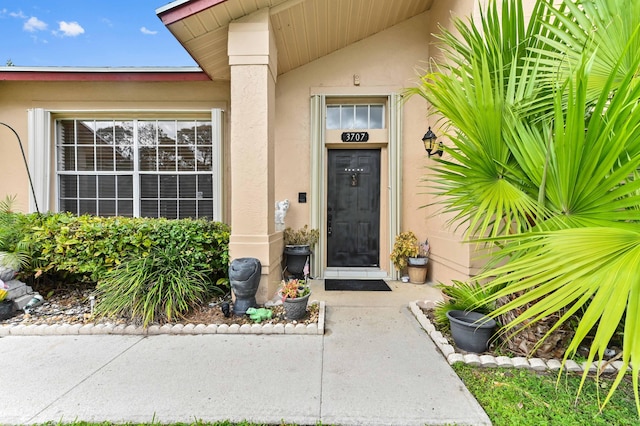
[433,280,499,352]
[408,239,430,266]
[283,225,319,278]
[280,278,311,320]
[390,231,429,283]
[446,309,497,353]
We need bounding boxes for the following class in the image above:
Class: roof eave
[0,66,211,82]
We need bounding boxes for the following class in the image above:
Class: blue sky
[0,0,198,67]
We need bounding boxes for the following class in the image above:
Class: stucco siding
[273,10,473,282]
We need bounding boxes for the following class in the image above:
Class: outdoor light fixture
[421,127,443,157]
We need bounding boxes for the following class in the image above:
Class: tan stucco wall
[273,10,474,284]
[0,94,31,212]
[424,0,538,281]
[228,8,283,303]
[0,79,230,216]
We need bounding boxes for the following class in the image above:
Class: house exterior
[0,0,497,302]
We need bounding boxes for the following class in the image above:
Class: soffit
[159,0,433,80]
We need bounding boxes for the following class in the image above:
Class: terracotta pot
[407,265,427,284]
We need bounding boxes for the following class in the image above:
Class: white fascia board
[0,66,203,73]
[155,0,193,15]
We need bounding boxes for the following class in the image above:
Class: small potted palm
[280,278,311,320]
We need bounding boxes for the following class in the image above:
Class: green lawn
[453,363,640,426]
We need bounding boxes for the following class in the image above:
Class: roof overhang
[0,67,210,82]
[157,0,434,81]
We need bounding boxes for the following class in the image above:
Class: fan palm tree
[407,0,640,413]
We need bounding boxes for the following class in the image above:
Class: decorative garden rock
[0,266,17,282]
[0,300,15,321]
[229,257,261,316]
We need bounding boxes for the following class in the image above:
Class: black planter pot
[284,245,310,278]
[446,310,496,353]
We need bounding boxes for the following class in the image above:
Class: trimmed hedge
[21,213,230,289]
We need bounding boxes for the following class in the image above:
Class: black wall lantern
[422,127,443,157]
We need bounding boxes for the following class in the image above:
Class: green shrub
[94,247,219,326]
[23,214,230,286]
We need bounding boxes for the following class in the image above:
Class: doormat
[324,279,391,291]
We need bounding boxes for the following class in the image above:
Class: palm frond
[408,0,640,413]
[477,227,640,414]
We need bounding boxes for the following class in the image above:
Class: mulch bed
[0,282,319,328]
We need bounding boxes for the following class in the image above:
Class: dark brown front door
[327,149,380,267]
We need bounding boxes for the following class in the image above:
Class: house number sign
[341,131,369,142]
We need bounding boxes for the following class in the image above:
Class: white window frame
[309,94,402,278]
[28,108,224,221]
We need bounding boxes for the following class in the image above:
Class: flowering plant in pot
[279,278,311,320]
[390,231,430,269]
[408,239,430,266]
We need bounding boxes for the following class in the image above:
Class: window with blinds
[56,119,215,219]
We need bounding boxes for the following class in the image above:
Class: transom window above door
[56,118,216,219]
[326,104,384,130]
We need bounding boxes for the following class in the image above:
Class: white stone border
[410,300,630,374]
[0,301,325,337]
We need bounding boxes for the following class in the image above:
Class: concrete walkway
[0,281,491,426]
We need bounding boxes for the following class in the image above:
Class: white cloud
[9,10,27,19]
[140,26,158,35]
[28,34,48,45]
[57,21,84,37]
[24,16,47,32]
